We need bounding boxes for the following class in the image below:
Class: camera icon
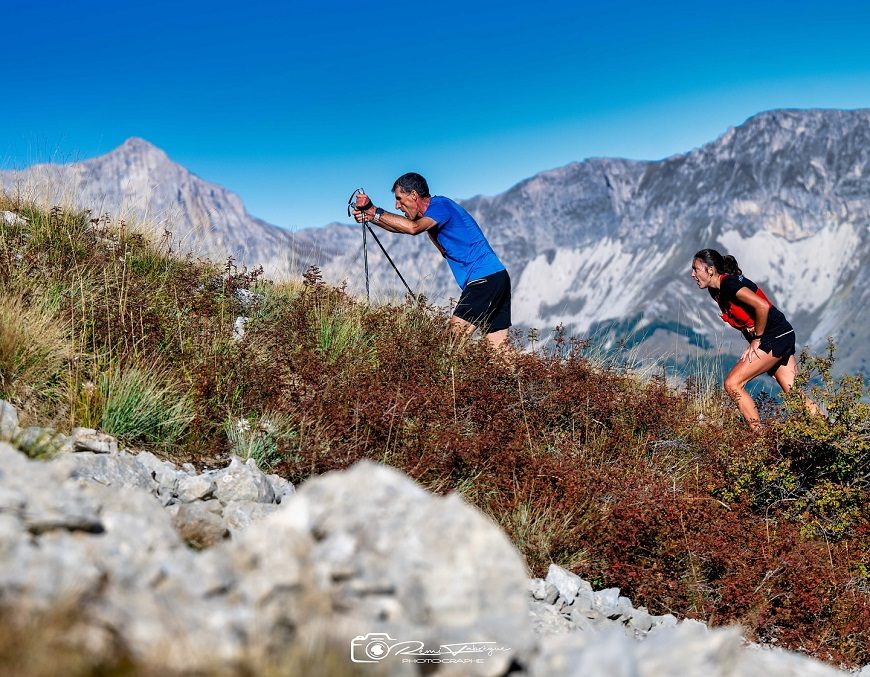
[350,633,397,663]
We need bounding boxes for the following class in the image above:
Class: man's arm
[352,190,436,235]
[371,210,437,235]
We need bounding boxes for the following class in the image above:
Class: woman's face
[691,258,716,289]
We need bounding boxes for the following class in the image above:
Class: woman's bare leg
[772,355,819,415]
[723,350,784,431]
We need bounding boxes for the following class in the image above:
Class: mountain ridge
[1,108,867,374]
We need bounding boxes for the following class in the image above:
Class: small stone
[679,617,709,631]
[233,288,261,309]
[544,582,560,605]
[221,501,278,533]
[17,427,71,456]
[616,595,634,618]
[176,474,215,502]
[232,316,247,341]
[213,457,274,505]
[57,452,156,492]
[266,473,295,504]
[1,211,28,226]
[568,607,598,631]
[655,613,679,628]
[173,502,228,549]
[0,400,19,439]
[545,563,590,603]
[574,589,594,611]
[628,608,653,632]
[593,587,621,617]
[529,578,548,600]
[134,452,181,504]
[71,428,118,454]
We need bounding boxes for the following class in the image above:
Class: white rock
[176,474,215,502]
[545,563,591,603]
[0,400,19,439]
[1,211,28,226]
[71,427,119,454]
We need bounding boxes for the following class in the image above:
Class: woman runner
[691,248,813,430]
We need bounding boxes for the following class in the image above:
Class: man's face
[394,188,423,220]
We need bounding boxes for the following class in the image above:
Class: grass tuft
[99,365,194,448]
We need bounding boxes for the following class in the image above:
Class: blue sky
[2,0,869,229]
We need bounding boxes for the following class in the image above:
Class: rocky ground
[0,399,863,676]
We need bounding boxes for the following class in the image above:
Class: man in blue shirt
[352,173,511,348]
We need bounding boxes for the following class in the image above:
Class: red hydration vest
[717,274,772,331]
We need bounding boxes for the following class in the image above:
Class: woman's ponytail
[722,255,742,275]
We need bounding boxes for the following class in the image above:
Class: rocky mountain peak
[92,136,175,174]
[114,136,164,157]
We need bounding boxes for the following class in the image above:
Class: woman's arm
[735,287,770,362]
[734,287,770,337]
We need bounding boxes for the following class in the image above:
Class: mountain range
[2,109,867,375]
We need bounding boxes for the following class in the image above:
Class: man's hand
[352,190,375,223]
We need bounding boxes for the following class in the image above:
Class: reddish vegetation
[233,279,867,667]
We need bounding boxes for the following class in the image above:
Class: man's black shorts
[453,269,511,334]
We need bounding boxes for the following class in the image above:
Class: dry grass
[0,292,69,410]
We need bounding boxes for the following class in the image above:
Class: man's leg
[485,328,509,349]
[449,314,477,336]
[448,316,509,352]
[450,270,511,349]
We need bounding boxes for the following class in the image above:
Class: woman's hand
[741,338,763,363]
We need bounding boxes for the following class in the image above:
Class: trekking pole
[362,213,370,302]
[347,188,415,301]
[363,223,414,297]
[348,188,372,301]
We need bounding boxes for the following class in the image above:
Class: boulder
[529,622,845,677]
[0,441,853,676]
[251,460,536,676]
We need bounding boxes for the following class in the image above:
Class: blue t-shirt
[423,196,504,290]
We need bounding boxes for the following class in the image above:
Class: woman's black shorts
[744,324,796,376]
[453,269,511,334]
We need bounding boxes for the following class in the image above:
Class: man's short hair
[392,173,430,198]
